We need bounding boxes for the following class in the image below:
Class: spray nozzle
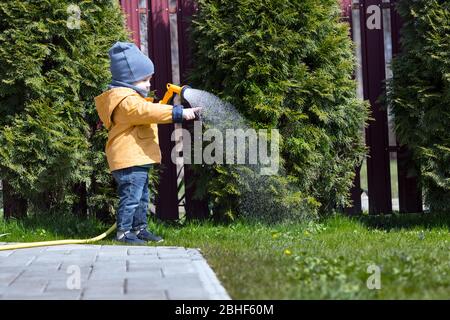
[160,83,191,104]
[160,83,201,121]
[180,85,191,100]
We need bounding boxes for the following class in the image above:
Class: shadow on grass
[153,211,450,233]
[353,212,450,231]
[1,212,110,240]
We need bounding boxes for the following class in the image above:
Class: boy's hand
[182,107,202,120]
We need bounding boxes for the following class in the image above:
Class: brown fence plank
[148,0,179,220]
[390,0,423,213]
[360,0,392,214]
[342,0,363,215]
[177,0,210,220]
[119,0,141,47]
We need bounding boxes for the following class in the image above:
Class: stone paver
[0,244,231,300]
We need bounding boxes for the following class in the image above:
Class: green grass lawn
[1,213,449,299]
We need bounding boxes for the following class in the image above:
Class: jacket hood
[94,87,138,129]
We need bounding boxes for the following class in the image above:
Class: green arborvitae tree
[0,0,129,217]
[388,0,450,212]
[188,0,368,221]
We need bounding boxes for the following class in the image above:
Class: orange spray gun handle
[160,83,189,104]
[159,83,200,120]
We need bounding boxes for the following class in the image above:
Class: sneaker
[116,231,146,245]
[133,229,164,243]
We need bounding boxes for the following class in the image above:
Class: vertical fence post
[359,0,393,214]
[177,0,196,84]
[148,0,179,221]
[119,0,141,47]
[342,0,363,215]
[177,0,210,220]
[390,0,422,213]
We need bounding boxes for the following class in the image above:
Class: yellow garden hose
[0,223,117,251]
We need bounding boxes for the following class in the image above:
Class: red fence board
[119,0,141,48]
[342,0,363,215]
[390,0,423,213]
[148,0,179,220]
[177,0,210,220]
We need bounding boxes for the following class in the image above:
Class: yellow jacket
[94,87,175,172]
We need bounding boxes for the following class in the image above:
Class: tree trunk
[91,175,115,224]
[72,182,88,219]
[184,165,210,221]
[3,180,27,219]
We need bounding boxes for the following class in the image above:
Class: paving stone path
[0,244,231,300]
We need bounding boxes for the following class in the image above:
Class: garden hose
[0,223,117,251]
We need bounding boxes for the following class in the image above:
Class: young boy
[94,41,200,244]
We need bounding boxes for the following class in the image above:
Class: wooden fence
[119,0,423,218]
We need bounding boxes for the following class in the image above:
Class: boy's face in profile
[134,75,152,92]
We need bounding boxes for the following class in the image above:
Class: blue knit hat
[108,41,154,84]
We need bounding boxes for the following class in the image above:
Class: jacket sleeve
[118,95,178,125]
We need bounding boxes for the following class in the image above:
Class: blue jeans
[112,166,151,233]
